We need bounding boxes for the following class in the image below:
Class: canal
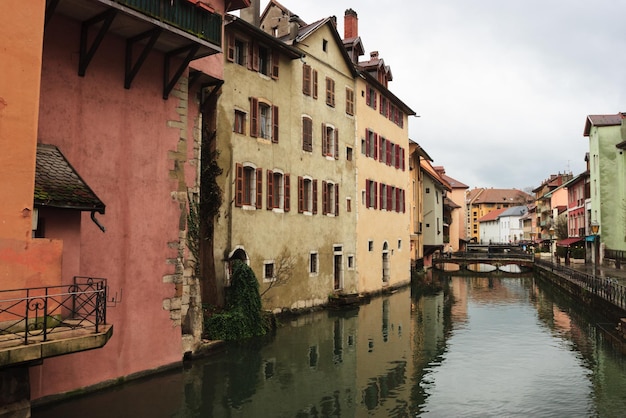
[33,273,626,417]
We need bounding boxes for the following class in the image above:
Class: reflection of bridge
[433,252,535,273]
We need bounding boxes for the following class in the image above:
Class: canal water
[34,273,626,417]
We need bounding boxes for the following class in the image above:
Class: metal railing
[446,252,535,261]
[0,277,107,346]
[116,0,222,44]
[535,259,626,310]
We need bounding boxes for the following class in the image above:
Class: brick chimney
[344,9,358,39]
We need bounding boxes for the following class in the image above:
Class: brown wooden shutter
[387,186,393,211]
[386,141,392,165]
[235,163,243,207]
[303,64,311,95]
[322,181,328,214]
[284,174,290,212]
[334,128,339,159]
[374,133,378,160]
[313,180,318,214]
[251,42,259,71]
[227,33,235,62]
[321,123,327,156]
[379,183,384,210]
[266,170,274,210]
[298,176,304,213]
[247,41,254,70]
[271,49,279,79]
[365,129,370,157]
[256,167,263,209]
[303,117,312,152]
[250,97,258,137]
[366,86,370,106]
[334,184,339,216]
[402,189,406,213]
[272,105,279,143]
[373,91,377,110]
[366,180,371,208]
[401,148,406,171]
[312,70,318,99]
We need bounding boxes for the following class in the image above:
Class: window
[226,34,247,66]
[346,147,353,161]
[380,183,387,210]
[322,39,328,52]
[248,42,279,79]
[309,252,318,274]
[398,240,402,250]
[380,96,388,116]
[302,116,313,152]
[267,170,290,211]
[347,255,354,269]
[366,179,378,209]
[366,85,376,109]
[365,129,377,159]
[234,110,246,134]
[258,45,269,75]
[263,261,275,282]
[325,77,335,107]
[380,137,386,163]
[345,87,354,115]
[250,98,278,143]
[235,163,262,208]
[368,240,374,251]
[322,181,339,215]
[346,197,351,212]
[322,124,338,159]
[302,65,318,98]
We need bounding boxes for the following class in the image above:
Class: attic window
[323,39,328,52]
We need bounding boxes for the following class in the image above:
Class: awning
[557,237,583,247]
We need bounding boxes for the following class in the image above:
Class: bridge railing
[535,258,626,310]
[0,277,107,347]
[444,252,534,261]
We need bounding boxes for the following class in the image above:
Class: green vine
[204,260,271,340]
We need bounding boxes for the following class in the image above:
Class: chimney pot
[344,8,358,39]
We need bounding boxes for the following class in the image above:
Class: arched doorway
[226,246,249,285]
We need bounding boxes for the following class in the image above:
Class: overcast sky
[254,0,626,190]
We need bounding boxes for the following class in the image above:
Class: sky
[251,0,626,191]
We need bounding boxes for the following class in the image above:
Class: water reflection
[34,273,626,418]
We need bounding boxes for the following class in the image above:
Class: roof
[583,113,624,137]
[433,166,469,189]
[35,144,105,213]
[225,15,303,59]
[467,188,533,205]
[420,158,452,192]
[477,207,508,223]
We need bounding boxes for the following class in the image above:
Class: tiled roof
[477,207,508,222]
[467,188,532,205]
[35,144,105,213]
[583,113,624,136]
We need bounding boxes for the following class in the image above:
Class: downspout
[91,211,106,232]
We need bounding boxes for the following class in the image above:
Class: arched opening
[382,242,390,283]
[226,246,250,285]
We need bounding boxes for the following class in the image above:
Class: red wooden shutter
[402,189,406,213]
[334,128,339,159]
[313,180,318,214]
[379,183,384,210]
[272,105,279,143]
[386,141,392,166]
[250,97,258,137]
[267,170,274,210]
[365,129,370,157]
[256,167,263,209]
[271,49,279,79]
[395,144,400,168]
[312,70,318,99]
[334,184,339,216]
[235,163,243,207]
[373,91,377,110]
[226,33,234,62]
[401,148,405,171]
[298,176,304,213]
[374,133,379,160]
[374,181,378,209]
[366,180,371,208]
[284,174,290,212]
[322,181,328,214]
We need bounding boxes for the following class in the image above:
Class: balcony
[0,277,112,368]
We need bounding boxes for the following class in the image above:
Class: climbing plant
[204,260,270,340]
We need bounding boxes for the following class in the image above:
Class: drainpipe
[90,211,106,232]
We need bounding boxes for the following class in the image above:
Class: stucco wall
[30,14,198,399]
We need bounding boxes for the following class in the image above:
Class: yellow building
[214,8,358,311]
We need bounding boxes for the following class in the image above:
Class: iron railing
[447,252,535,261]
[535,258,626,310]
[116,0,222,45]
[0,277,107,346]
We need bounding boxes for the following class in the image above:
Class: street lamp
[549,226,555,265]
[591,222,600,278]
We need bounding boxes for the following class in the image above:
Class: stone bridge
[433,252,535,273]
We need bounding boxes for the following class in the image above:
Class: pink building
[1,0,249,411]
